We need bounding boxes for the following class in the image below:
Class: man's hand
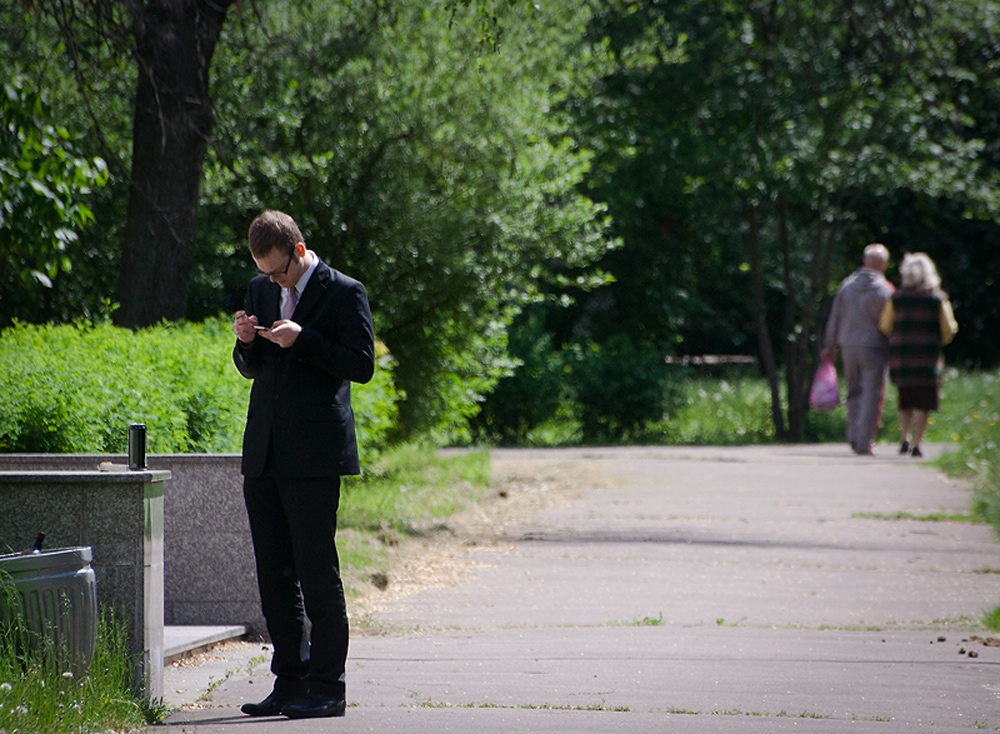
[259,319,301,348]
[233,310,259,344]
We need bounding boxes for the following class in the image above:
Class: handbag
[809,358,841,413]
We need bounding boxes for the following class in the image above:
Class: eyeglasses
[257,250,293,278]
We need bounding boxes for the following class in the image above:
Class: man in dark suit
[231,210,374,719]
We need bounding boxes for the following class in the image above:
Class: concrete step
[164,625,247,664]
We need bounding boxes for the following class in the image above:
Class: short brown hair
[248,210,304,258]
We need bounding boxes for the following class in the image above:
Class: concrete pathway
[160,444,1000,732]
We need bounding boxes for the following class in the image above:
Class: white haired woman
[878,253,958,458]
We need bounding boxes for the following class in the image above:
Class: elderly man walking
[821,243,894,456]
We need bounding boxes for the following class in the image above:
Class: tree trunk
[746,206,788,440]
[115,0,232,328]
[776,193,804,441]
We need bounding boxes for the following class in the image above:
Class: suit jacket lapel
[294,259,332,322]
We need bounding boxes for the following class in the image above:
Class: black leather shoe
[241,690,302,717]
[282,693,347,719]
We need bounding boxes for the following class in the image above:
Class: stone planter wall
[0,469,168,698]
[0,455,264,639]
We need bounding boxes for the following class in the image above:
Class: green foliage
[0,76,108,323]
[4,0,1000,444]
[199,1,616,440]
[562,0,1000,441]
[0,318,398,455]
[983,604,1000,632]
[354,341,400,459]
[566,334,668,443]
[472,309,568,444]
[655,375,776,446]
[341,443,491,535]
[0,319,246,453]
[0,606,156,732]
[921,370,1000,536]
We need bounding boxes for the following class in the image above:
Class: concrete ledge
[164,625,248,664]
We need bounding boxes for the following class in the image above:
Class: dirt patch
[351,456,612,629]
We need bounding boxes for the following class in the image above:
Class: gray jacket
[824,268,893,351]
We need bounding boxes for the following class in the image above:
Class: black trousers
[243,456,348,699]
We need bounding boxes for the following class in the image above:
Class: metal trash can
[0,546,98,677]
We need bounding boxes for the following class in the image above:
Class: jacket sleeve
[233,283,265,379]
[291,279,375,385]
[878,301,895,337]
[939,300,958,345]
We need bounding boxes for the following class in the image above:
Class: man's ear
[295,241,306,257]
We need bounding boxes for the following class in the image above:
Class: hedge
[0,318,397,456]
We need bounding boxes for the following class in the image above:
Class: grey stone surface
[161,444,1000,732]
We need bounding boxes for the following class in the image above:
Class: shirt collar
[290,250,319,296]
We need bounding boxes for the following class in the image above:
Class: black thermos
[128,423,146,470]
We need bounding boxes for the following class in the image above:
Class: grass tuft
[982,604,1000,632]
[338,443,491,600]
[0,607,159,733]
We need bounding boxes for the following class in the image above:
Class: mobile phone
[253,325,270,331]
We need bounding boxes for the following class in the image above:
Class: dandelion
[0,682,11,692]
[62,671,74,679]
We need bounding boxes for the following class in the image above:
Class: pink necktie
[282,287,298,320]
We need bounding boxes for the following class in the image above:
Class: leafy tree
[571,0,998,440]
[0,76,108,324]
[4,1,615,441]
[198,1,616,439]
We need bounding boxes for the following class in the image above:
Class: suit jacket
[233,258,375,479]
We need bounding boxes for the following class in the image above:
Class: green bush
[353,342,399,460]
[567,334,669,443]
[0,318,398,455]
[473,310,567,445]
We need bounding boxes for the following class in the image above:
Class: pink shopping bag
[809,358,841,413]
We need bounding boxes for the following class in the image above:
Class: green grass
[983,604,1000,632]
[917,369,1000,536]
[606,613,664,627]
[342,443,491,534]
[851,510,978,523]
[338,443,491,599]
[0,608,161,733]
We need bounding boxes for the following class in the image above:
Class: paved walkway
[160,444,1000,732]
